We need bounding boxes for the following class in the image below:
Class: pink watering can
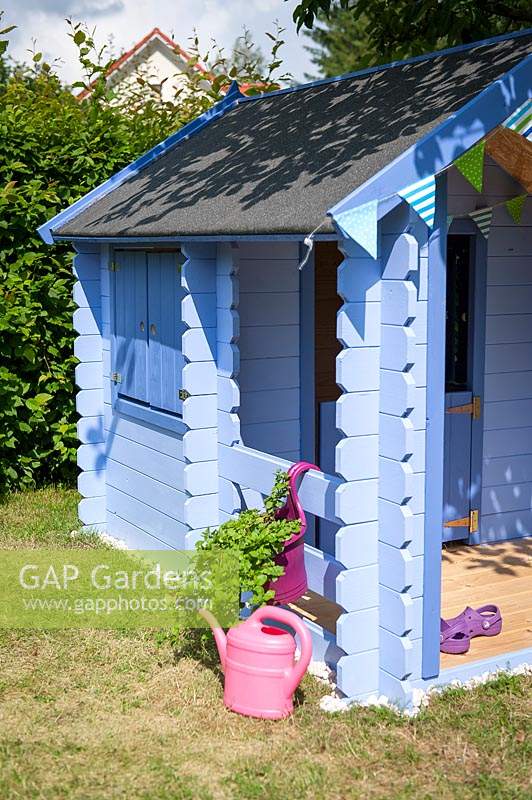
[267,461,319,605]
[200,605,313,719]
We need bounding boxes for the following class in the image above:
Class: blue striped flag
[503,98,532,140]
[397,175,436,228]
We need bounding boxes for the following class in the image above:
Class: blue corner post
[422,172,447,679]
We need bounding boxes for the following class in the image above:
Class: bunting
[397,175,436,228]
[503,98,532,141]
[334,199,378,258]
[505,194,527,225]
[469,207,493,239]
[446,215,454,230]
[454,140,485,193]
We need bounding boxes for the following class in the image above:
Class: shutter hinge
[109,262,119,272]
[178,389,190,401]
[111,372,122,384]
[444,509,479,533]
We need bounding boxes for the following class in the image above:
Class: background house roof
[76,27,205,101]
[58,32,532,239]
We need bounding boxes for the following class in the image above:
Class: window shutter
[114,251,148,403]
[147,253,186,413]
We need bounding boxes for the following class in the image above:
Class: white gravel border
[313,661,532,717]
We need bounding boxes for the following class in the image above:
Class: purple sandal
[456,605,503,638]
[440,605,502,654]
[440,618,470,654]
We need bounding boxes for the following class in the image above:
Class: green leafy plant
[197,470,300,608]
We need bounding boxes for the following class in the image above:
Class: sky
[2,0,316,85]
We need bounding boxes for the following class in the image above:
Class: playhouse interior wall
[447,161,532,544]
[237,242,301,462]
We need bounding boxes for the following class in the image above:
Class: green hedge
[0,23,286,492]
[0,67,195,491]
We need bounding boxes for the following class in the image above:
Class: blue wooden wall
[74,242,107,531]
[74,242,222,549]
[448,162,532,544]
[238,242,301,462]
[377,205,430,702]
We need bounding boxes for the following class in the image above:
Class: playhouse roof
[54,32,532,239]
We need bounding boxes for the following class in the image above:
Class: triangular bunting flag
[454,140,485,193]
[397,175,436,228]
[505,194,527,225]
[469,207,493,239]
[446,215,454,230]
[503,98,532,141]
[333,200,378,258]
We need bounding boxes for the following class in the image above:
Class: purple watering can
[266,461,319,605]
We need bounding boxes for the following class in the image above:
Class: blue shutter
[114,251,148,403]
[147,252,186,414]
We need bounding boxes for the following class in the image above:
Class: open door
[443,234,481,542]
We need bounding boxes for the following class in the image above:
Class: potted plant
[197,470,300,608]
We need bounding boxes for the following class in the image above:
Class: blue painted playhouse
[40,31,532,705]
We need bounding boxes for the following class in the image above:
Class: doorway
[442,232,484,543]
[313,242,343,553]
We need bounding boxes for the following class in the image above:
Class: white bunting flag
[469,207,493,239]
[397,175,436,228]
[334,199,379,258]
[503,98,532,141]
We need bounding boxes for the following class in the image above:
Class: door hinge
[111,372,122,384]
[444,509,479,533]
[446,396,481,420]
[109,262,119,272]
[178,389,190,401]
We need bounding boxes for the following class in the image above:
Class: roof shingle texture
[57,34,532,238]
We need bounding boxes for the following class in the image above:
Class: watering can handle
[281,461,319,544]
[252,606,313,695]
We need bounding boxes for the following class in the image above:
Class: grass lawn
[0,489,530,800]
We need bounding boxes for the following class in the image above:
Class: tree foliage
[293,0,532,68]
[0,15,288,492]
[303,8,377,78]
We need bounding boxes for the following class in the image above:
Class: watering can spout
[199,608,227,672]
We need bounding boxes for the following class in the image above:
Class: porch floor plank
[440,537,532,669]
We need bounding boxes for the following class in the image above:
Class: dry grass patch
[0,489,530,799]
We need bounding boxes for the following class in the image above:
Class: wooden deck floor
[289,538,532,672]
[440,537,532,669]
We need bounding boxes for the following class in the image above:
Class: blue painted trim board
[422,173,447,679]
[55,234,341,244]
[329,53,532,217]
[411,647,532,694]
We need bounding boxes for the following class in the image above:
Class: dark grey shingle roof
[57,34,532,238]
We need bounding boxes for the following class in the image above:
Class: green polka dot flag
[454,140,485,193]
[505,194,527,225]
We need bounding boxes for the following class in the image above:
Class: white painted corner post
[181,243,220,547]
[216,243,242,523]
[334,237,381,700]
[74,241,107,531]
[377,228,422,703]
